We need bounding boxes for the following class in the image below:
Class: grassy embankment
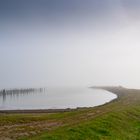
[0,86,140,140]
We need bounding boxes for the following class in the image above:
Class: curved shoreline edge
[1,86,140,140]
[0,86,120,114]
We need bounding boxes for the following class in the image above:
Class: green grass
[22,107,140,140]
[1,87,140,140]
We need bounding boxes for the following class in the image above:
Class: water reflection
[0,88,46,103]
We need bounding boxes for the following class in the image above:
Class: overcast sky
[0,0,140,89]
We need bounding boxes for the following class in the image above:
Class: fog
[0,0,140,89]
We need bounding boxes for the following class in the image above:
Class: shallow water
[0,87,117,110]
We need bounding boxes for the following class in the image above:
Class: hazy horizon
[1,0,140,89]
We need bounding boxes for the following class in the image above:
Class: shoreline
[0,86,119,114]
[1,86,140,139]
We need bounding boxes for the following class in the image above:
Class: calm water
[0,87,117,110]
